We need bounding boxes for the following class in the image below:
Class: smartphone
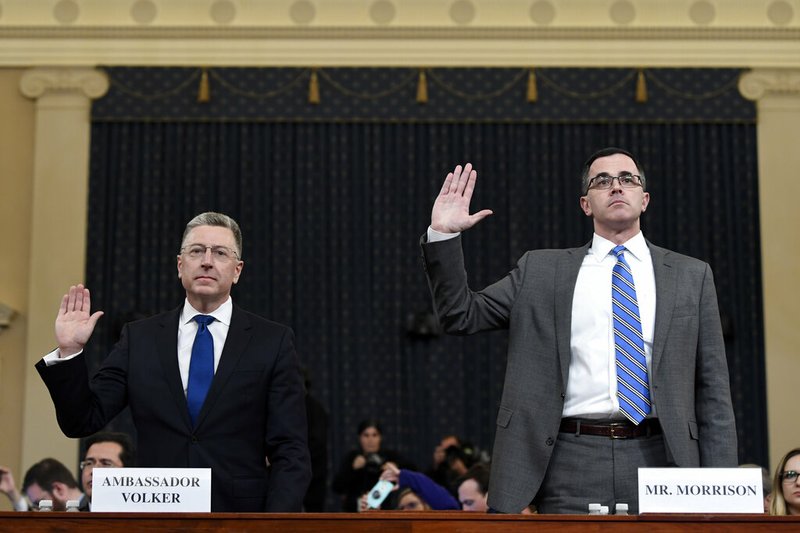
[366,479,394,509]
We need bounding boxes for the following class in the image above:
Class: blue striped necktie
[611,245,651,424]
[187,315,215,426]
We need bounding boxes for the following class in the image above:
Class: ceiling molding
[1,0,798,67]
[0,34,797,68]
[1,26,799,40]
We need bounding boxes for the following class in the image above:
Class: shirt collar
[181,297,233,326]
[589,231,649,263]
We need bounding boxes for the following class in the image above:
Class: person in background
[443,442,481,479]
[357,487,434,512]
[332,419,411,512]
[1,465,27,511]
[770,448,800,516]
[379,462,460,510]
[456,463,490,512]
[426,434,461,489]
[22,458,84,511]
[79,431,136,511]
[395,488,431,511]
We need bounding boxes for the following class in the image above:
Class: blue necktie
[611,246,651,425]
[187,315,215,426]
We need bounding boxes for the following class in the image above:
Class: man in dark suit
[37,212,311,512]
[421,148,737,514]
[78,431,136,511]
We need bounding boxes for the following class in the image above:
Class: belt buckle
[609,423,628,439]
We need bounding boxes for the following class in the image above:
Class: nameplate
[638,468,763,513]
[91,468,211,512]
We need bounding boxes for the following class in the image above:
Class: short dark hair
[84,431,136,467]
[181,212,243,258]
[580,147,647,194]
[456,463,490,495]
[357,419,382,435]
[22,458,78,492]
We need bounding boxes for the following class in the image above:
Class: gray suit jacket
[421,235,737,514]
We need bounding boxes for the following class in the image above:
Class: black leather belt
[559,418,662,439]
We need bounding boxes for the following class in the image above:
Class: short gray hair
[181,212,243,258]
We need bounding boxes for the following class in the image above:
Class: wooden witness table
[1,511,799,532]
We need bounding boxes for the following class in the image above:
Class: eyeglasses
[180,244,239,262]
[80,458,120,470]
[781,470,799,483]
[586,173,643,191]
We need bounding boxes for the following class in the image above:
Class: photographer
[332,420,412,511]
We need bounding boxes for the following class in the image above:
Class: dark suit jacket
[421,235,738,514]
[36,305,311,512]
[78,494,90,512]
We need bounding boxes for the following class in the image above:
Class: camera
[364,453,385,467]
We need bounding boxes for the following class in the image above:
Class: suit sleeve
[420,234,527,335]
[35,327,131,438]
[694,263,738,466]
[263,328,312,511]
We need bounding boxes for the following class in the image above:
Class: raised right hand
[0,466,17,496]
[55,284,104,357]
[430,163,493,233]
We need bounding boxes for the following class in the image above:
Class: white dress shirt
[563,232,656,419]
[44,297,234,399]
[177,297,232,395]
[426,227,657,419]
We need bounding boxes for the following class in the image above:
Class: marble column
[19,68,108,473]
[739,69,800,468]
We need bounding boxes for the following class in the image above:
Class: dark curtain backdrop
[85,68,766,508]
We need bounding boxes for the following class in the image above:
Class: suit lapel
[156,307,192,429]
[555,242,590,388]
[649,242,676,376]
[194,305,253,428]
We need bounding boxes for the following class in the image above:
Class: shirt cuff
[42,348,83,366]
[427,226,460,243]
[13,496,29,511]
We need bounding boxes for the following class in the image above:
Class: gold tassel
[416,69,428,104]
[197,67,210,103]
[308,68,320,105]
[526,68,538,103]
[636,69,648,103]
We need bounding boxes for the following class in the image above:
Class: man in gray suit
[421,147,737,514]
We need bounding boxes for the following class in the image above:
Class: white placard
[91,468,211,512]
[638,468,763,513]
